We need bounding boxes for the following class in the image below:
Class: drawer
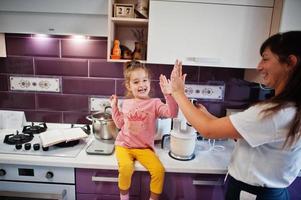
[76,169,140,195]
[190,174,226,200]
[77,193,140,200]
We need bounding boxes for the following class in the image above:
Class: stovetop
[0,123,91,158]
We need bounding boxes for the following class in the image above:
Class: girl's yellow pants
[115,145,165,194]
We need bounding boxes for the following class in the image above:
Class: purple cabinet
[76,169,141,199]
[190,174,226,200]
[77,194,120,200]
[288,177,301,200]
[140,172,226,200]
[77,194,139,200]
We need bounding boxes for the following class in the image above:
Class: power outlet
[10,76,60,92]
[185,84,225,100]
[90,97,123,112]
[90,98,111,112]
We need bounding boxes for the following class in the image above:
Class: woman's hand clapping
[170,60,187,96]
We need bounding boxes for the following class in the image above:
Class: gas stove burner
[4,131,34,145]
[22,122,47,134]
[168,151,195,161]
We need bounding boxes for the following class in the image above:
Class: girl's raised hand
[109,94,118,108]
[159,74,172,95]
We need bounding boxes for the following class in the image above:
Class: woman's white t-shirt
[229,103,301,188]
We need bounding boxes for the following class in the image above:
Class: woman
[162,31,301,199]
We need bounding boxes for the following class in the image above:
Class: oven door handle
[92,176,118,183]
[0,189,66,200]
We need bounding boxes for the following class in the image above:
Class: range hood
[0,0,108,37]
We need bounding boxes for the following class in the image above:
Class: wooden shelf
[107,58,147,63]
[107,0,149,62]
[111,17,148,26]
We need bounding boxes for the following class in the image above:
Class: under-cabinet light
[72,35,89,40]
[34,34,48,38]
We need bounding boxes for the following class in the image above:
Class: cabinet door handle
[0,189,66,200]
[186,57,221,65]
[91,176,118,183]
[192,180,224,186]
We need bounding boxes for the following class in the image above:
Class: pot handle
[161,134,170,149]
[104,106,112,113]
[86,115,93,121]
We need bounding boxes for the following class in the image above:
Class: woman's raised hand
[170,60,187,95]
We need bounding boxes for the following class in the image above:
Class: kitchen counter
[0,131,234,174]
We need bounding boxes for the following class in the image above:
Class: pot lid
[170,130,196,139]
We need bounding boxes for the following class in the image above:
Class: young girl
[110,60,178,200]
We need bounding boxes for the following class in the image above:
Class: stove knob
[46,171,54,179]
[42,146,49,151]
[0,169,6,176]
[24,143,31,150]
[33,143,40,151]
[15,144,22,150]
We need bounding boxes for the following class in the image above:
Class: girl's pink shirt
[112,95,178,150]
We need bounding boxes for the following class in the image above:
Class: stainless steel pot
[86,106,118,140]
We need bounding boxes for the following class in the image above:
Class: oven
[0,164,75,200]
[0,120,91,200]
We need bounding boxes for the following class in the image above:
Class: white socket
[90,97,123,112]
[184,84,225,100]
[10,76,60,92]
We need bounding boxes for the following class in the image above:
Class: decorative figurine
[132,42,142,60]
[120,45,132,59]
[131,29,146,60]
[111,40,121,59]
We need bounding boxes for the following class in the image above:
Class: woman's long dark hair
[259,31,301,147]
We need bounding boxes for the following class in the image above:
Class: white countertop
[0,131,235,174]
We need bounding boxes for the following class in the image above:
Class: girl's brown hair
[123,60,153,98]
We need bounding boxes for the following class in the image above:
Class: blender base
[168,151,195,161]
